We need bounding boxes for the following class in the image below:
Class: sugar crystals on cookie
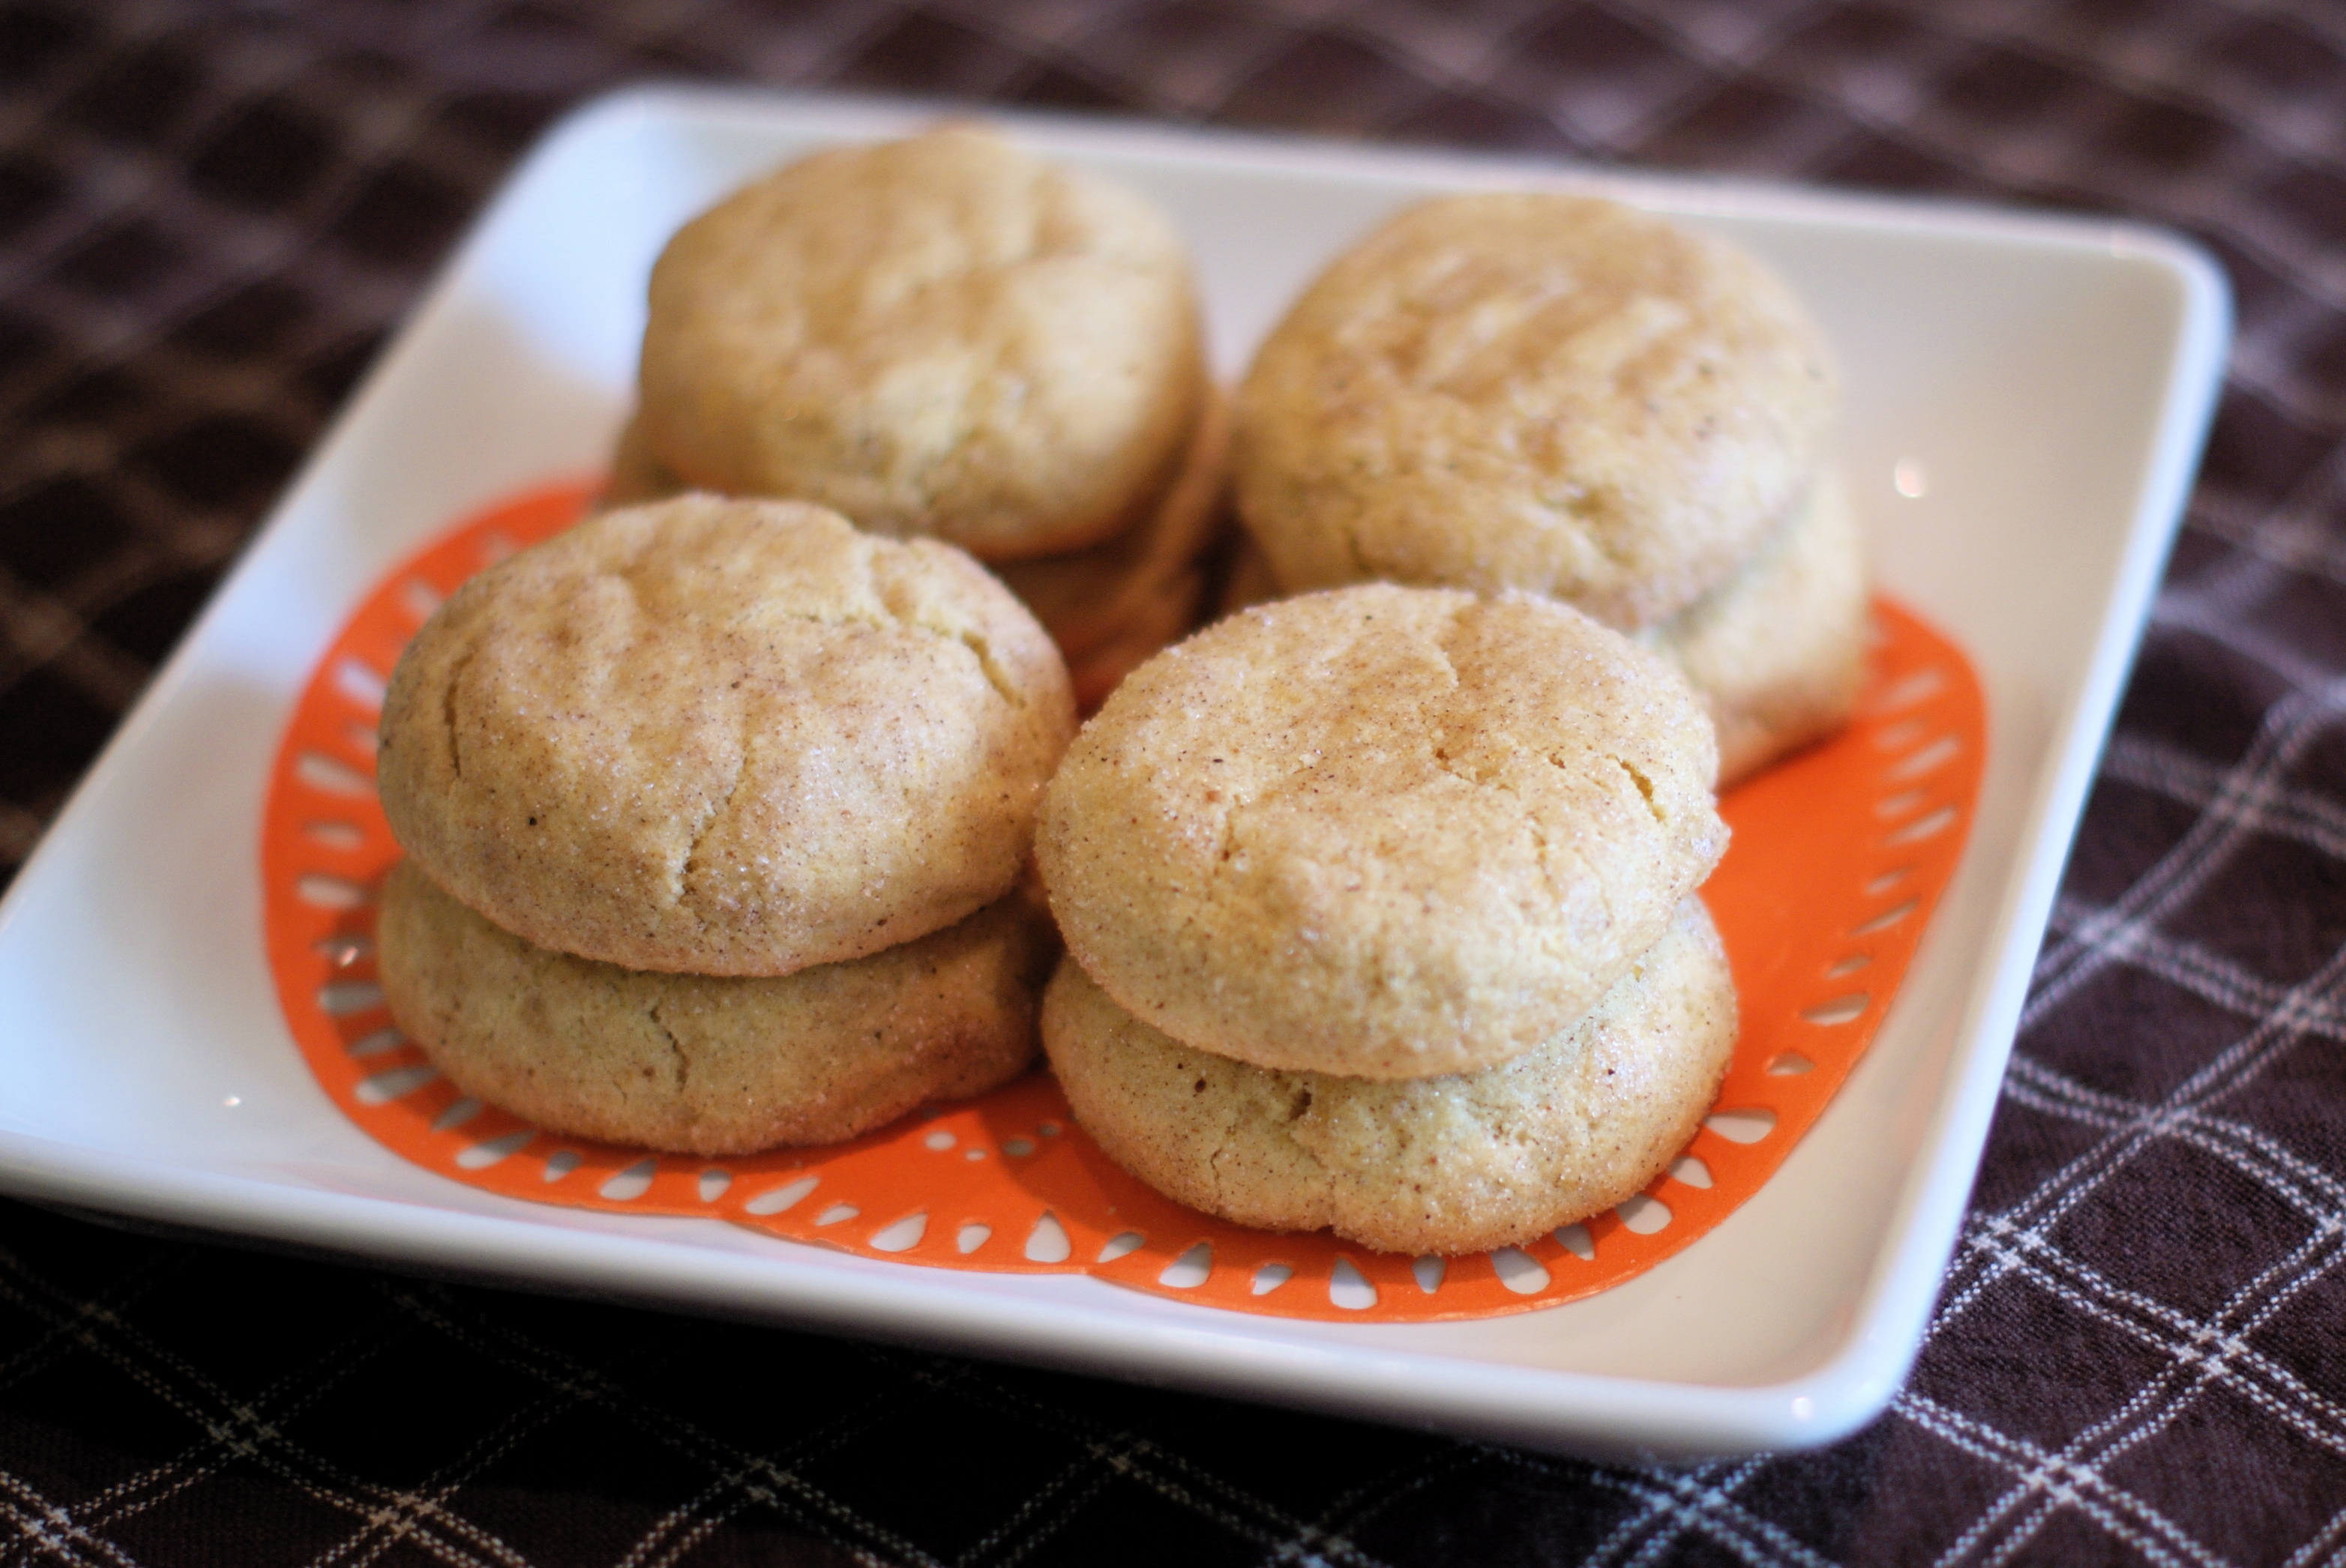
[637,124,1210,564]
[617,124,1232,708]
[373,495,1077,1155]
[1035,585,1738,1255]
[1232,190,1861,783]
[1038,582,1727,1080]
[379,495,1073,978]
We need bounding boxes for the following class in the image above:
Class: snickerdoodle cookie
[638,124,1206,562]
[378,495,1075,977]
[1044,896,1736,1255]
[1643,473,1868,786]
[1233,193,1837,629]
[379,860,1053,1156]
[1036,583,1727,1080]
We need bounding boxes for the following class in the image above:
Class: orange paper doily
[264,480,1984,1323]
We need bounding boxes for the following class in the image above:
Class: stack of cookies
[1035,582,1739,1256]
[609,124,1230,708]
[1230,193,1864,785]
[373,495,1076,1157]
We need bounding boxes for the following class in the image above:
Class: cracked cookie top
[378,495,1076,977]
[1035,582,1727,1080]
[638,124,1207,562]
[1233,193,1837,630]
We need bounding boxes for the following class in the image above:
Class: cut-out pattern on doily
[263,481,1985,1324]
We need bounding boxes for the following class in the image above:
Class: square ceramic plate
[0,86,2228,1459]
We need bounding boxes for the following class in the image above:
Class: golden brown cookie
[1643,472,1868,787]
[1037,583,1727,1079]
[1234,193,1837,629]
[378,495,1076,977]
[378,860,1052,1157]
[639,124,1206,562]
[1044,896,1736,1255]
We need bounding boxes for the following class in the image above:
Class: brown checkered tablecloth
[5,1,2345,1561]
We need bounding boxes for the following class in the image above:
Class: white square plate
[0,86,2228,1459]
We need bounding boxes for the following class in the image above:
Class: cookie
[639,124,1206,561]
[1037,583,1727,1079]
[1643,472,1868,786]
[379,495,1076,977]
[993,386,1232,707]
[1234,193,1837,629]
[378,860,1052,1156]
[1044,896,1736,1255]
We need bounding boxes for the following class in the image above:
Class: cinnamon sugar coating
[640,124,1206,561]
[1038,583,1725,1079]
[378,495,1074,977]
[1235,193,1836,629]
